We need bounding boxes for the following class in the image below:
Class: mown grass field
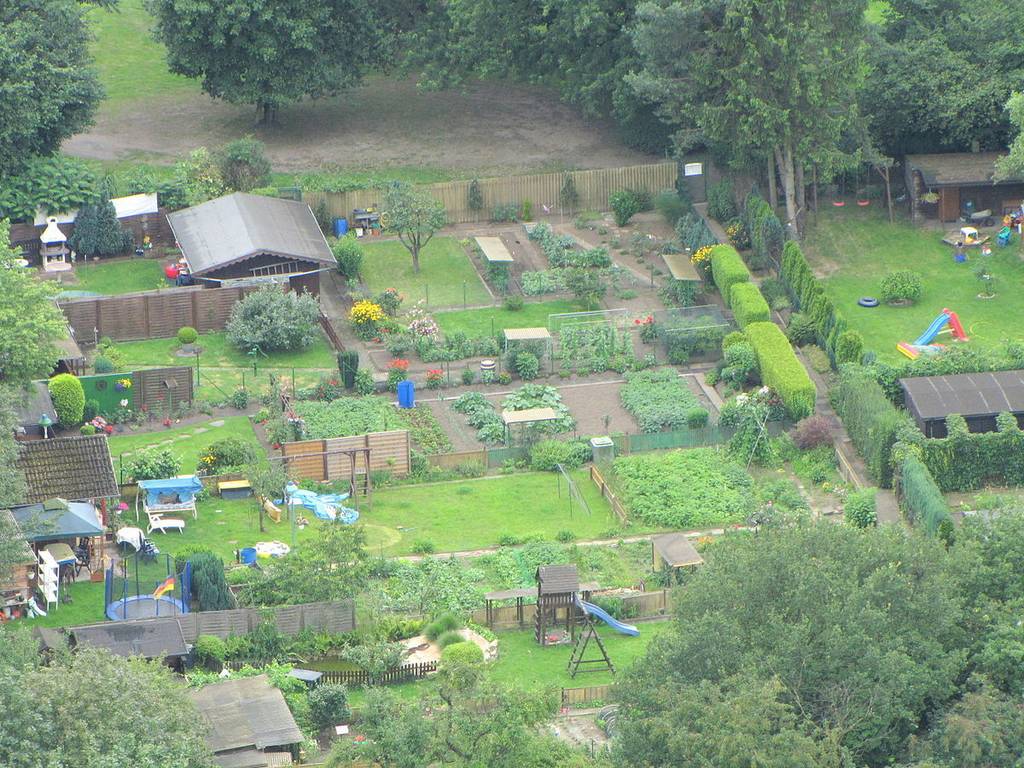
[67,258,165,295]
[435,298,585,337]
[804,206,1024,362]
[360,237,491,309]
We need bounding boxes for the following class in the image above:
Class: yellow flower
[691,245,714,266]
[350,300,385,324]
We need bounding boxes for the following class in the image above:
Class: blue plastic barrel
[240,547,257,565]
[397,380,415,409]
[333,218,349,237]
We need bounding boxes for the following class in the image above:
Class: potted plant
[177,326,199,354]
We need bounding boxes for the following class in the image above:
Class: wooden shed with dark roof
[901,370,1024,438]
[71,618,189,667]
[15,434,119,504]
[905,152,1024,223]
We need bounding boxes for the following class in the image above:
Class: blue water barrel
[397,380,415,409]
[240,547,257,565]
[333,218,349,237]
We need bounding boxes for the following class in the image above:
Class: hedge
[48,373,85,427]
[710,244,750,306]
[729,282,770,328]
[830,366,912,487]
[743,322,815,419]
[914,412,1024,492]
[779,239,848,364]
[897,453,951,533]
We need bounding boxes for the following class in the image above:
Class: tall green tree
[148,0,389,124]
[0,222,66,384]
[995,91,1024,181]
[0,0,102,176]
[0,629,214,768]
[68,190,134,257]
[630,0,867,233]
[383,182,446,274]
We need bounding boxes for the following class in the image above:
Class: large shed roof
[16,435,119,504]
[167,193,334,276]
[191,674,304,754]
[652,533,704,568]
[72,618,188,659]
[906,152,1022,187]
[901,370,1024,421]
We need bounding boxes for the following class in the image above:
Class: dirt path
[65,76,657,174]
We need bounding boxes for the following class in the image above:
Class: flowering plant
[407,303,439,338]
[350,300,385,324]
[377,288,403,317]
[425,369,444,389]
[388,358,410,371]
[691,245,714,279]
[634,314,658,343]
[114,377,133,391]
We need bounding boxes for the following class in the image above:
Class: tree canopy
[383,182,446,273]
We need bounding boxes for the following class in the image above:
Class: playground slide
[577,598,640,636]
[913,312,951,346]
[944,309,968,341]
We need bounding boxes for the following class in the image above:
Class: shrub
[461,368,475,385]
[331,234,363,279]
[198,436,257,474]
[709,244,750,303]
[830,366,912,487]
[189,552,233,611]
[441,641,484,667]
[354,369,375,395]
[436,630,465,650]
[844,488,878,529]
[620,368,700,432]
[792,415,832,450]
[786,313,817,346]
[226,287,320,352]
[654,189,688,226]
[93,356,115,374]
[555,529,577,543]
[729,282,770,328]
[80,424,96,435]
[529,439,592,471]
[309,684,350,731]
[491,202,519,222]
[216,137,271,191]
[125,447,182,481]
[609,189,644,226]
[424,613,462,642]
[743,322,816,419]
[48,374,85,427]
[512,351,540,380]
[721,341,758,387]
[337,350,359,389]
[834,330,864,365]
[707,178,737,222]
[503,294,525,311]
[880,270,923,304]
[411,539,436,555]
[177,326,198,345]
[686,407,709,428]
[467,179,484,212]
[192,635,227,668]
[67,193,133,257]
[721,331,747,351]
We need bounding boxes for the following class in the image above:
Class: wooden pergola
[501,406,558,446]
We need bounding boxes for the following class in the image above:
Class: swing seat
[832,201,846,207]
[857,200,871,207]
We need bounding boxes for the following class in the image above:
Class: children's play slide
[575,596,640,636]
[897,308,968,360]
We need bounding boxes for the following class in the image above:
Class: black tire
[858,297,879,308]
[982,217,994,228]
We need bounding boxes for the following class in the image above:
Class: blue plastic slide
[576,597,640,636]
[914,312,950,346]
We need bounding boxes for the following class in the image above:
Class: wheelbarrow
[960,208,995,227]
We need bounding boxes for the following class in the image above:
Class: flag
[153,576,175,599]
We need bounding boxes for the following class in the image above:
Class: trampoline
[105,593,188,621]
[104,552,191,622]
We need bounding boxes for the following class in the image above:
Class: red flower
[389,358,410,371]
[104,425,114,434]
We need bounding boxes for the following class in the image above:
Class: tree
[188,552,233,611]
[383,182,446,273]
[173,147,227,207]
[68,191,133,257]
[0,388,27,510]
[217,137,272,192]
[0,222,65,385]
[0,0,102,177]
[245,459,288,532]
[0,629,214,768]
[995,91,1024,181]
[630,0,867,234]
[48,374,86,427]
[149,0,387,124]
[225,287,320,353]
[616,524,965,765]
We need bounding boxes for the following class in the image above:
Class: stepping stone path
[208,420,225,427]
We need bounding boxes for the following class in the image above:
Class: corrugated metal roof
[167,193,334,276]
[475,236,514,263]
[662,252,700,281]
[191,675,304,753]
[537,564,579,595]
[901,370,1024,421]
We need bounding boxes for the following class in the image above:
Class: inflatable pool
[282,489,359,524]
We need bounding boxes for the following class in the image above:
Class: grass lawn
[110,331,336,370]
[435,298,586,337]
[107,415,260,480]
[357,471,644,556]
[68,258,165,295]
[361,237,490,309]
[87,0,198,113]
[804,206,1024,363]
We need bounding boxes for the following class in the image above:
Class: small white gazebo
[40,217,71,272]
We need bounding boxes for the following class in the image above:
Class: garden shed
[12,382,58,439]
[15,435,119,505]
[70,618,189,666]
[900,370,1024,438]
[167,193,335,295]
[652,533,704,571]
[905,152,1024,223]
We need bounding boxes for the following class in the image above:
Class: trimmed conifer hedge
[729,282,771,328]
[710,244,751,306]
[743,321,815,419]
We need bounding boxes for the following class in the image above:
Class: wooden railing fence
[225,659,437,686]
[589,465,628,525]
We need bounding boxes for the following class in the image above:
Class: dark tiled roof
[901,370,1024,421]
[906,152,1023,187]
[167,192,334,276]
[72,619,188,659]
[191,675,304,753]
[16,435,119,504]
[537,564,579,595]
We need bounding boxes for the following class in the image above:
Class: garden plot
[361,237,490,308]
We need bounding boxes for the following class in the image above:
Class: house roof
[72,618,188,659]
[901,370,1024,421]
[12,499,103,541]
[167,193,334,277]
[213,750,293,768]
[191,675,304,754]
[906,152,1023,187]
[13,383,57,429]
[537,564,580,595]
[16,435,119,504]
[652,533,704,568]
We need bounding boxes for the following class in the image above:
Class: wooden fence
[589,465,628,526]
[280,431,411,481]
[427,449,487,470]
[224,659,437,686]
[318,312,345,353]
[59,284,259,343]
[561,684,613,708]
[305,162,678,226]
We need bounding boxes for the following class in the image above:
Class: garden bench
[218,479,252,499]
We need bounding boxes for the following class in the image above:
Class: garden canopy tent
[137,476,203,507]
[12,498,103,542]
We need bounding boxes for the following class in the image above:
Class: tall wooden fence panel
[561,684,614,708]
[589,465,628,526]
[134,366,194,412]
[427,449,487,470]
[59,284,259,343]
[280,431,411,481]
[305,162,679,225]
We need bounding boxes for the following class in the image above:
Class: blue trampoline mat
[106,594,187,621]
